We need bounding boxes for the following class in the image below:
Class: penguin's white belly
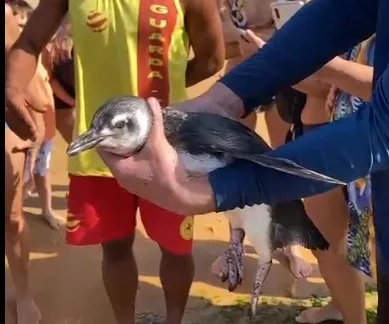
[178,152,273,257]
[226,205,273,258]
[178,152,227,174]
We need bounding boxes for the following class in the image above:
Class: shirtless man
[5,2,52,323]
[5,0,224,323]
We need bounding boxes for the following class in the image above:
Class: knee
[313,243,347,263]
[160,246,193,262]
[102,236,135,263]
[5,214,25,236]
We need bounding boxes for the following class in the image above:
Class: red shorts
[66,175,193,255]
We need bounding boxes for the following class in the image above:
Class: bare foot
[211,256,224,278]
[16,297,41,324]
[23,177,36,200]
[42,211,62,230]
[295,302,343,323]
[285,246,313,279]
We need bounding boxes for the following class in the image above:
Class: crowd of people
[4,0,388,324]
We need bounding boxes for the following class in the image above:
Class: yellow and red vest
[68,0,189,176]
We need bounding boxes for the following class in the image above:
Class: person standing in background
[5,1,52,322]
[13,0,62,231]
[50,16,75,145]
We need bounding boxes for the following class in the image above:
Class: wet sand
[5,71,377,323]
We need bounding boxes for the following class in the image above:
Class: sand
[5,72,377,324]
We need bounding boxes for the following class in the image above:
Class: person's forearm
[208,65,389,212]
[314,56,374,100]
[5,5,46,114]
[186,57,224,87]
[5,4,39,98]
[6,0,66,97]
[50,78,75,106]
[292,77,330,98]
[176,175,216,215]
[218,0,377,114]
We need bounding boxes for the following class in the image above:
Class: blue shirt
[210,0,389,273]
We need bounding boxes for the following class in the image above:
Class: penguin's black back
[163,109,271,158]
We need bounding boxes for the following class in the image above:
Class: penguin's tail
[270,200,330,251]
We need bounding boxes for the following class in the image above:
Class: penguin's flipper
[233,153,346,185]
[175,112,345,185]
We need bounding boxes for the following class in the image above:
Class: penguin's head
[67,96,153,157]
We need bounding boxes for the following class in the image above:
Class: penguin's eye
[115,120,126,129]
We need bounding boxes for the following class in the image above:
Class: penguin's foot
[247,260,272,319]
[218,240,245,292]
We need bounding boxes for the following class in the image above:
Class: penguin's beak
[67,129,108,157]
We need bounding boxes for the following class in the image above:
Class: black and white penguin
[67,96,338,318]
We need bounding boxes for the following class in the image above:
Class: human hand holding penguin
[95,97,216,216]
[67,95,345,218]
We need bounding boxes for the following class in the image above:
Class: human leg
[296,188,366,324]
[140,201,194,324]
[5,128,41,324]
[55,107,75,144]
[294,120,366,324]
[33,140,60,229]
[67,175,139,324]
[102,236,138,324]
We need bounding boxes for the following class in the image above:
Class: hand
[173,82,245,119]
[98,97,192,214]
[5,91,38,141]
[12,139,34,153]
[241,29,266,49]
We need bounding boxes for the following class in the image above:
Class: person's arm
[314,56,374,100]
[208,65,389,212]
[184,0,225,87]
[244,29,374,100]
[5,0,67,140]
[5,4,37,139]
[97,66,388,216]
[295,57,374,100]
[242,29,330,98]
[99,67,388,216]
[50,78,76,106]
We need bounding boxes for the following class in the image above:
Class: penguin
[67,96,337,317]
